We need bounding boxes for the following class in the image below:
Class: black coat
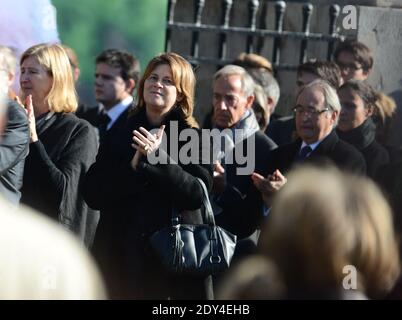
[214,131,277,239]
[265,115,297,146]
[21,113,99,247]
[266,130,367,175]
[337,118,389,179]
[83,107,214,299]
[0,100,29,204]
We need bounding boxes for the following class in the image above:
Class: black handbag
[149,178,237,276]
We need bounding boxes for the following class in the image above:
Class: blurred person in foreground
[0,70,106,300]
[259,165,399,299]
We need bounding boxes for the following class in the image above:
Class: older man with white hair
[252,79,366,204]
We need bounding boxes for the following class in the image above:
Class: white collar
[300,131,331,154]
[101,96,133,129]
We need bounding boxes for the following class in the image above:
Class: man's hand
[213,161,226,194]
[251,169,287,205]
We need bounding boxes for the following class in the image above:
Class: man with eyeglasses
[266,60,343,146]
[252,79,366,205]
[333,39,373,82]
[207,64,277,259]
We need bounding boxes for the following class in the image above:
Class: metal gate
[165,0,345,72]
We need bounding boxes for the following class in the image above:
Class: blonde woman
[19,43,98,247]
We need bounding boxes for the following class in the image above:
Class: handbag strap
[171,177,216,227]
[195,178,216,226]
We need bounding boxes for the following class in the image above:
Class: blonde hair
[20,43,78,113]
[345,175,400,298]
[133,52,198,128]
[375,92,396,123]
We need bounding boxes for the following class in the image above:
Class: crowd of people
[0,38,401,300]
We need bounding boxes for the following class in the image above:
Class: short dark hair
[338,80,378,108]
[334,40,373,71]
[297,60,342,89]
[96,48,140,84]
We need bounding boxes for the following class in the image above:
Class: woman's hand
[16,94,38,143]
[130,125,165,169]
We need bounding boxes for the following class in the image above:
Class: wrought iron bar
[327,4,340,60]
[191,0,205,58]
[299,3,313,64]
[165,0,177,52]
[218,0,233,61]
[167,22,344,42]
[272,1,286,66]
[246,0,260,53]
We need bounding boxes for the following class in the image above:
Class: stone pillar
[357,5,402,147]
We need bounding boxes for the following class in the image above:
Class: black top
[21,112,99,247]
[337,118,389,178]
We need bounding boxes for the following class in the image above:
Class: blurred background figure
[19,43,99,247]
[0,46,29,205]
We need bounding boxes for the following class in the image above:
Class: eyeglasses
[212,93,240,107]
[335,61,363,72]
[293,106,330,118]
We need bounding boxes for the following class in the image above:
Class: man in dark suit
[76,49,140,145]
[205,64,277,259]
[252,79,366,204]
[0,46,29,205]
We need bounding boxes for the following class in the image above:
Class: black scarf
[337,118,376,150]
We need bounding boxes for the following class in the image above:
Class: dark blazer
[83,107,214,299]
[0,100,29,204]
[266,130,367,176]
[214,130,277,261]
[76,103,133,145]
[215,131,277,239]
[21,113,99,247]
[265,115,297,146]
